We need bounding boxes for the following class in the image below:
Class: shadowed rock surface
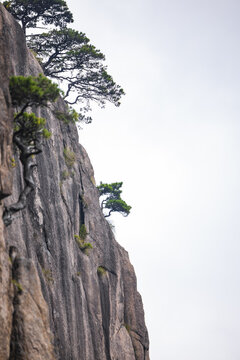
[10,256,56,360]
[0,207,13,360]
[0,4,150,359]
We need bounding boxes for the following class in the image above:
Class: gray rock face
[0,5,13,199]
[0,4,150,359]
[0,6,58,360]
[10,256,56,360]
[0,207,13,360]
[0,6,17,359]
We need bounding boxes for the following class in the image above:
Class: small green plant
[12,279,23,292]
[97,266,107,276]
[74,232,93,255]
[63,147,76,168]
[79,224,87,240]
[61,170,70,180]
[42,268,54,284]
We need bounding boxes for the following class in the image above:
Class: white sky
[67,1,240,359]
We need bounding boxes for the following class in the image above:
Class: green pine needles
[97,182,131,218]
[10,74,60,108]
[27,28,124,123]
[3,0,73,34]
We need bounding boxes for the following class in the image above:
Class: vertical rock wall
[0,207,13,360]
[0,3,13,199]
[0,6,16,359]
[0,5,59,360]
[0,4,150,359]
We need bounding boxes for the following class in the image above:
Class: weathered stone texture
[0,5,58,360]
[1,4,150,359]
[10,257,56,360]
[0,6,13,199]
[0,207,13,360]
[0,6,15,359]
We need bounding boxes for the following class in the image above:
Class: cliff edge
[0,4,149,359]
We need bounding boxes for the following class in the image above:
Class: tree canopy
[3,0,73,33]
[27,28,125,116]
[10,74,60,109]
[97,182,131,218]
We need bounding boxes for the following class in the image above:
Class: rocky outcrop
[0,4,149,359]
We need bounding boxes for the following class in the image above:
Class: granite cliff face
[0,5,149,359]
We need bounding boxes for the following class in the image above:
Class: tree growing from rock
[3,74,60,226]
[27,28,125,122]
[3,0,73,34]
[97,182,131,218]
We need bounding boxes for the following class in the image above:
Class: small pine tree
[3,75,60,226]
[97,182,131,218]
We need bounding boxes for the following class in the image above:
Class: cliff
[0,4,149,360]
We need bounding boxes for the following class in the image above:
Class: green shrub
[61,170,70,180]
[63,147,76,168]
[74,234,93,255]
[79,224,87,240]
[97,266,106,276]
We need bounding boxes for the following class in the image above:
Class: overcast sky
[67,1,240,359]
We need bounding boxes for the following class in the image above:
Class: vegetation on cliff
[4,0,124,124]
[3,75,60,226]
[3,0,130,225]
[28,29,124,116]
[3,0,73,34]
[98,182,131,218]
